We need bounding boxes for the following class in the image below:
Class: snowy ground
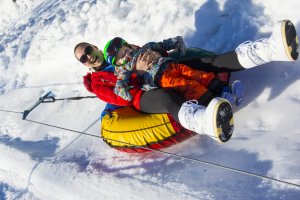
[1,0,300,199]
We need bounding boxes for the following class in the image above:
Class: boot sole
[213,100,234,142]
[281,20,299,60]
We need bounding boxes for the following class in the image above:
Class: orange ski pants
[159,63,216,100]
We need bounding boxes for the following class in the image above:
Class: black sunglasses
[79,46,94,63]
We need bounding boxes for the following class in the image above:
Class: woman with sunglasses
[74,20,298,142]
[74,42,235,142]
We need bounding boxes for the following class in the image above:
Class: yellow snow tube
[101,106,195,153]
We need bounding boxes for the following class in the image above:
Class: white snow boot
[178,98,234,143]
[236,20,299,68]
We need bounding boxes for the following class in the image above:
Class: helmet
[103,37,127,66]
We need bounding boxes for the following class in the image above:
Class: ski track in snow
[1,0,300,199]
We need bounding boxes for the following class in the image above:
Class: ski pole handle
[41,96,56,103]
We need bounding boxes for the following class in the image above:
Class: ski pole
[22,91,53,120]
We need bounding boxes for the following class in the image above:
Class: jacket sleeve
[83,73,94,93]
[146,36,186,54]
[113,68,133,101]
[92,83,132,106]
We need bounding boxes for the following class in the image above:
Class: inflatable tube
[101,106,196,153]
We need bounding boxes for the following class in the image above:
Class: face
[74,44,104,68]
[114,45,134,66]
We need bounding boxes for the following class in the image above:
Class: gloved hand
[174,36,186,57]
[83,73,93,93]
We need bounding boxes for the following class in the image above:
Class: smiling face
[74,43,104,68]
[114,45,134,66]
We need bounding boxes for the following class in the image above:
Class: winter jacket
[83,66,143,110]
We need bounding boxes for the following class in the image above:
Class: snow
[1,0,300,199]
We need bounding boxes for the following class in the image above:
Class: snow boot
[236,20,299,68]
[178,98,234,142]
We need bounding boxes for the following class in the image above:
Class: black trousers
[139,88,185,123]
[176,49,245,73]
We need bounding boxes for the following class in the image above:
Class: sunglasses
[79,46,94,63]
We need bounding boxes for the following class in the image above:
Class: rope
[24,118,300,189]
[54,95,97,101]
[41,95,97,103]
[4,82,83,91]
[1,109,300,188]
[0,109,22,114]
[26,118,100,188]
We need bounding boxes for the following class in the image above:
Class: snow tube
[101,106,196,153]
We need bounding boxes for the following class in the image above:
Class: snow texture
[1,0,300,199]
